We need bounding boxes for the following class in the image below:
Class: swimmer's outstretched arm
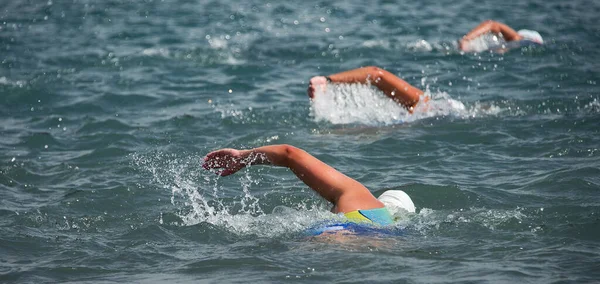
[203,144,384,213]
[459,20,523,50]
[308,66,424,110]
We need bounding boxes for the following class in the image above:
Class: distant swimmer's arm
[308,66,424,111]
[459,20,523,50]
[203,144,384,213]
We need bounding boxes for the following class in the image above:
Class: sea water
[1,0,599,282]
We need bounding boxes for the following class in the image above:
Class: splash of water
[309,83,499,125]
[131,152,332,237]
[407,206,535,236]
[462,34,506,53]
[406,39,433,52]
[584,98,600,113]
[131,149,531,238]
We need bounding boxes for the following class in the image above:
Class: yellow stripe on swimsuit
[344,207,394,226]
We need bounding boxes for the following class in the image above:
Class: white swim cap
[378,190,415,213]
[517,29,543,44]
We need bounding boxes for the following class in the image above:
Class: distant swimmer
[203,144,415,234]
[308,66,427,112]
[459,20,544,52]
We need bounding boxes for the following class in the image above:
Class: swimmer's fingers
[308,76,328,98]
[203,149,230,168]
[203,148,245,175]
[218,169,237,177]
[307,85,315,99]
[458,38,471,52]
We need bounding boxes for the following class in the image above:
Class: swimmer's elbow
[281,144,296,156]
[364,66,383,74]
[280,144,317,168]
[363,66,386,81]
[276,144,302,167]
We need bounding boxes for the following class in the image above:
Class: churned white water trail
[309,83,500,126]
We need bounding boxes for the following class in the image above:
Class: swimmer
[306,22,544,110]
[307,66,426,111]
[459,20,544,52]
[203,144,415,229]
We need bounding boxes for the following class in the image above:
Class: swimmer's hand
[203,148,270,176]
[203,148,248,176]
[458,38,469,52]
[307,76,328,99]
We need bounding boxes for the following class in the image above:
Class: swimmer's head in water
[517,29,544,44]
[378,190,415,213]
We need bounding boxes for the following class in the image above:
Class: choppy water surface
[1,0,599,282]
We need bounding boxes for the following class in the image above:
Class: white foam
[310,83,409,125]
[207,37,228,49]
[142,48,170,57]
[0,76,26,87]
[309,83,497,125]
[408,207,530,235]
[406,39,433,52]
[362,39,391,49]
[406,40,458,53]
[584,98,600,113]
[462,34,505,53]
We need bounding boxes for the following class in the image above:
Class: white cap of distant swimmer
[517,29,544,44]
[378,190,416,213]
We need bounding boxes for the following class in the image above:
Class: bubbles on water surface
[583,98,600,113]
[0,76,26,87]
[406,206,541,236]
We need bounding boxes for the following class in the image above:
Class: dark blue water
[1,0,599,282]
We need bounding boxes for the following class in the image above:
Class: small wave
[0,77,26,88]
[361,39,457,53]
[140,46,245,65]
[409,206,531,235]
[361,39,391,49]
[406,39,458,53]
[76,118,135,134]
[141,48,170,57]
[206,36,228,50]
[139,33,249,66]
[309,83,500,126]
[406,39,433,52]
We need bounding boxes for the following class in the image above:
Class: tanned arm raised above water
[459,20,523,51]
[203,144,385,213]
